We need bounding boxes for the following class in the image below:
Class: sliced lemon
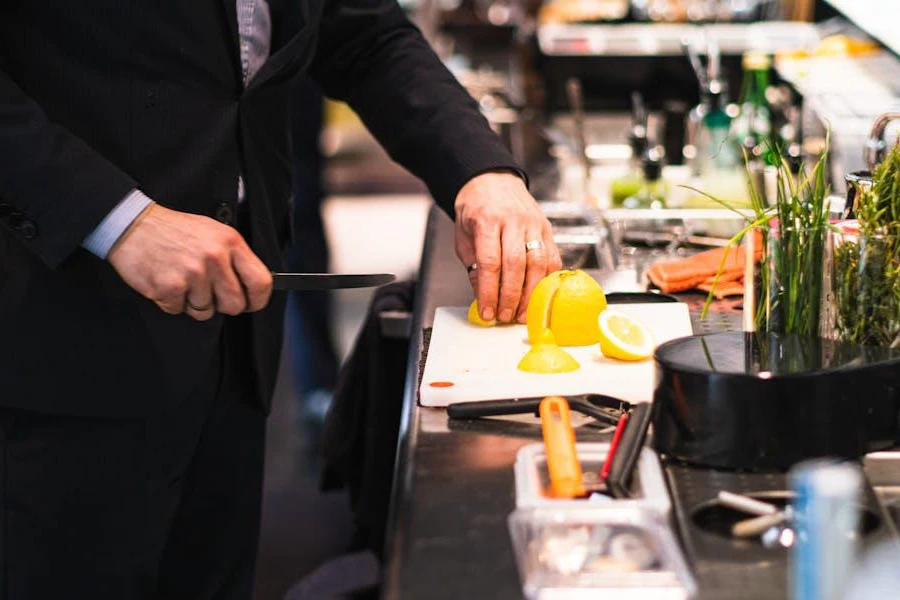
[518,329,580,374]
[467,300,496,326]
[525,270,607,346]
[597,311,654,362]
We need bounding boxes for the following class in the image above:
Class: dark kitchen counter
[381,206,900,599]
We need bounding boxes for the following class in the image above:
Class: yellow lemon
[526,270,607,346]
[467,300,496,326]
[518,329,580,374]
[597,311,654,361]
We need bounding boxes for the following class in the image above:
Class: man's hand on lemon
[455,172,563,325]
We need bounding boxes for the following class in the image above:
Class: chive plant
[687,138,831,336]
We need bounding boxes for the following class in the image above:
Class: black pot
[652,332,900,471]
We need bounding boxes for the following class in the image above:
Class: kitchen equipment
[790,460,863,600]
[600,412,629,482]
[842,170,873,220]
[718,491,779,516]
[272,272,395,291]
[732,510,789,538]
[605,291,679,304]
[446,394,625,426]
[514,442,672,513]
[420,302,692,407]
[540,397,587,498]
[605,403,653,498]
[652,331,900,470]
[507,507,696,599]
[864,112,900,170]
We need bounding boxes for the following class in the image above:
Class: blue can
[790,459,863,600]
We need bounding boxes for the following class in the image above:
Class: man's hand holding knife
[108,172,560,322]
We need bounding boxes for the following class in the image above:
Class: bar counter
[381,206,900,599]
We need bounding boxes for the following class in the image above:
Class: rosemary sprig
[834,140,900,346]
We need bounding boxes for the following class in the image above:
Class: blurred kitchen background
[255,0,900,597]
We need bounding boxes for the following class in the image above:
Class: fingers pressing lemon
[518,329,580,374]
[525,270,606,346]
[467,300,496,326]
[597,311,654,361]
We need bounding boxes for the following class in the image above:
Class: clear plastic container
[508,507,696,599]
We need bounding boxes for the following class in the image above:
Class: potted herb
[692,140,831,336]
[832,141,900,347]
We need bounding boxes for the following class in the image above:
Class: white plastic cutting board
[420,303,693,407]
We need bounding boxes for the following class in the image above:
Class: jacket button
[17,220,37,240]
[214,202,235,225]
[8,214,37,240]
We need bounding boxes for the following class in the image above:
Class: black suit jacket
[0,1,520,417]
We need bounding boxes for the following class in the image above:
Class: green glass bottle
[611,92,648,207]
[623,154,666,209]
[688,80,750,208]
[734,51,777,165]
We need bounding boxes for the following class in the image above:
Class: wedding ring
[525,240,545,252]
[467,263,478,274]
[186,298,215,312]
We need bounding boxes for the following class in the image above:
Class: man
[0,1,561,598]
[284,76,339,456]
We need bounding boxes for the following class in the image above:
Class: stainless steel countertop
[381,206,900,599]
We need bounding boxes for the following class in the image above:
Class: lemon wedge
[518,329,580,374]
[467,300,496,326]
[597,311,654,362]
[525,270,607,346]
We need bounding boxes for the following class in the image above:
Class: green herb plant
[685,137,831,336]
[833,141,900,347]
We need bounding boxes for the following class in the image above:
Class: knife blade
[271,272,395,291]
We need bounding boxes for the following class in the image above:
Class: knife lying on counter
[271,272,396,291]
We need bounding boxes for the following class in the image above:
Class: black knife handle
[606,403,653,499]
[447,398,542,419]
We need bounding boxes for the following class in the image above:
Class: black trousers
[0,318,266,599]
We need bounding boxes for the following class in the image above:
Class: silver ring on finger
[524,240,545,253]
[467,262,478,274]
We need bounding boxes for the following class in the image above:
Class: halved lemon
[518,329,580,374]
[525,270,607,346]
[597,311,654,361]
[467,300,496,326]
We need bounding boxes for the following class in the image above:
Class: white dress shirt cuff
[81,189,154,259]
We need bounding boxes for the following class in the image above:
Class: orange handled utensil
[539,396,585,498]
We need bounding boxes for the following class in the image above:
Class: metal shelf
[537,21,818,57]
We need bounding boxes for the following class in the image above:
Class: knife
[271,272,395,291]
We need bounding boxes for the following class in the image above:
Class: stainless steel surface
[271,272,395,291]
[384,207,900,599]
[379,310,413,340]
[864,112,900,169]
[537,22,819,57]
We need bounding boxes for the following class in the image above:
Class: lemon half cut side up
[597,311,654,362]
